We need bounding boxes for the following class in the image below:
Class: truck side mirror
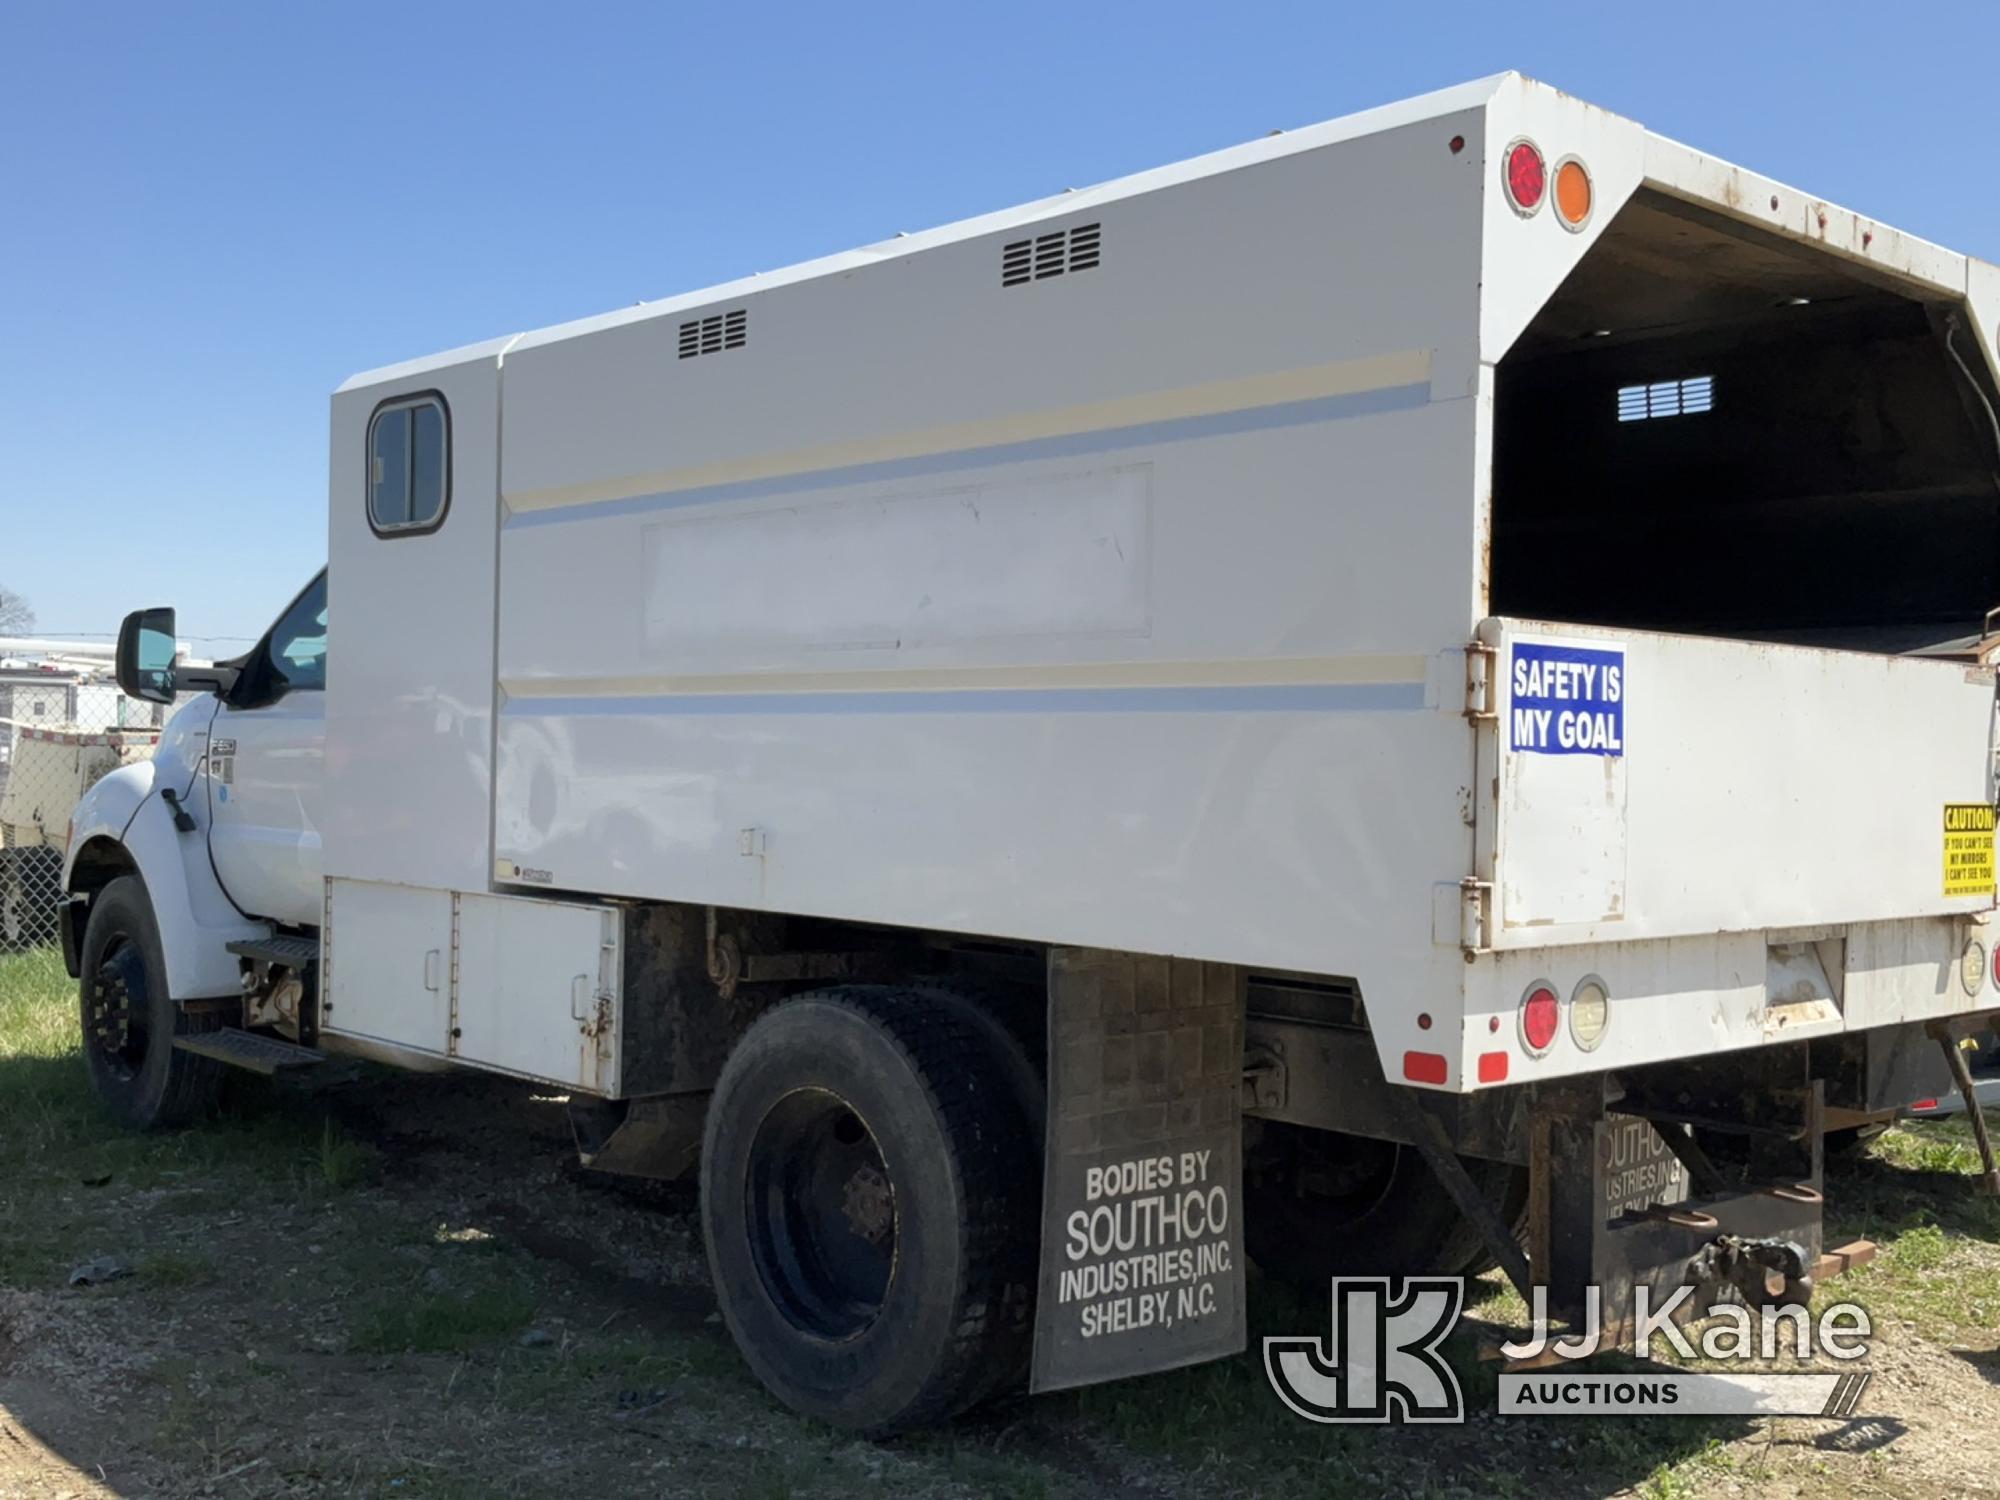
[116,607,178,704]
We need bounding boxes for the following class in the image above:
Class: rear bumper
[1438,913,1999,1093]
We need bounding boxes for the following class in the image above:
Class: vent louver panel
[679,308,748,359]
[1616,374,1714,422]
[1001,223,1101,287]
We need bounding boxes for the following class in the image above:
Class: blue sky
[4,1,1997,648]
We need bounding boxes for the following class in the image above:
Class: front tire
[700,985,1039,1435]
[78,875,224,1130]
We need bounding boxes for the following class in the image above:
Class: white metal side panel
[1485,619,1997,947]
[492,393,1478,984]
[499,105,1490,516]
[454,893,621,1095]
[323,878,453,1056]
[323,350,506,893]
[483,110,1496,995]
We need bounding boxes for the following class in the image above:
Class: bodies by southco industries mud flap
[1031,949,1246,1392]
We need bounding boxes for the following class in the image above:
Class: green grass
[313,1116,376,1189]
[0,944,379,1285]
[11,938,2000,1499]
[348,1282,541,1354]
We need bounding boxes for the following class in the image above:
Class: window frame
[263,570,329,695]
[227,569,329,710]
[365,390,453,538]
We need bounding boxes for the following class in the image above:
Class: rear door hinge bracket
[1464,641,1499,723]
[1460,878,1493,957]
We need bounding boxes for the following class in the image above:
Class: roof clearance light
[1570,976,1610,1051]
[1553,157,1593,230]
[1519,981,1561,1056]
[1504,139,1546,216]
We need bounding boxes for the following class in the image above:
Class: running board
[225,934,321,968]
[173,1027,326,1075]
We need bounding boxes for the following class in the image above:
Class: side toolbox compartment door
[323,877,454,1057]
[454,893,621,1096]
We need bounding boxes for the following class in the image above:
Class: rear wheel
[701,985,1039,1435]
[78,875,225,1130]
[1245,1120,1526,1285]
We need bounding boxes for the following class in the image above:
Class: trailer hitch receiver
[1688,1233,1813,1309]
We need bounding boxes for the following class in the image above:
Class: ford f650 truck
[61,73,2000,1432]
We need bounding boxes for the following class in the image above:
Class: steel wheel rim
[746,1087,898,1340]
[86,936,151,1082]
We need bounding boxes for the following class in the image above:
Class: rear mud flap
[1030,949,1246,1392]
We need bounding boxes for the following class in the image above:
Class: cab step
[173,1027,326,1075]
[225,934,321,968]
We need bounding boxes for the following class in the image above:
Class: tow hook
[1688,1234,1813,1309]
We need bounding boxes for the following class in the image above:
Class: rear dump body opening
[1492,187,2000,655]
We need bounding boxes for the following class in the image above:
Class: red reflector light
[1913,1099,1939,1112]
[1477,1051,1510,1084]
[1403,1051,1449,1085]
[1504,139,1546,214]
[1519,982,1560,1056]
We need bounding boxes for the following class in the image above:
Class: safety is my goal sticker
[1942,803,1996,897]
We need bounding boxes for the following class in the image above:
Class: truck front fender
[62,760,269,999]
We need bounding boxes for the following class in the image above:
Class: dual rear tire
[1243,1119,1527,1286]
[702,988,1526,1433]
[700,986,1041,1436]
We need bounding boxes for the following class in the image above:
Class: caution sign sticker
[1943,803,1996,897]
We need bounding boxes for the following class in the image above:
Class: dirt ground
[5,947,2000,1500]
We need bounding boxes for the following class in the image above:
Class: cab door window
[265,572,328,694]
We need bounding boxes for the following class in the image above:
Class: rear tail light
[1569,976,1610,1050]
[1503,139,1546,216]
[1553,157,1594,230]
[1964,938,1989,996]
[1519,981,1561,1056]
[1404,1051,1449,1085]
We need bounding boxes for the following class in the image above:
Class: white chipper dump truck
[63,73,2000,1431]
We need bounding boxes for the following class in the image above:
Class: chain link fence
[0,672,163,950]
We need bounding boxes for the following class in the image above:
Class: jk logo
[1264,1276,1466,1424]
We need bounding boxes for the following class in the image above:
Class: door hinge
[1460,878,1493,958]
[1464,641,1499,723]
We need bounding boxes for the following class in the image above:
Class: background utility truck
[63,72,2000,1433]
